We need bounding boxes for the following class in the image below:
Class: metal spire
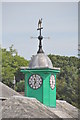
[37,18,44,54]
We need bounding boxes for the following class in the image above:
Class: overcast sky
[1,2,78,60]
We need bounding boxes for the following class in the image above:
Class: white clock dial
[28,74,42,89]
[50,75,55,90]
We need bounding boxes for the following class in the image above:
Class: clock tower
[21,19,60,107]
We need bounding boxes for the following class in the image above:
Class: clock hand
[34,78,36,87]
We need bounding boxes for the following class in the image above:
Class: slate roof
[2,96,59,118]
[49,100,79,119]
[0,82,21,98]
[0,82,58,118]
[0,82,79,119]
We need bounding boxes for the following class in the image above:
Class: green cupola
[21,19,60,107]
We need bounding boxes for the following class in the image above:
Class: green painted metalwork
[21,68,60,107]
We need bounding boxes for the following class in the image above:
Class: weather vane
[31,18,50,54]
[37,18,44,53]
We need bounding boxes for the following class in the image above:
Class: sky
[1,2,78,60]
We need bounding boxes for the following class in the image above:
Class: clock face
[28,74,43,89]
[50,75,55,90]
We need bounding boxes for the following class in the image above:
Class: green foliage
[16,80,25,92]
[2,45,29,87]
[48,54,79,108]
[1,45,79,109]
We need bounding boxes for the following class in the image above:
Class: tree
[2,45,29,88]
[48,54,79,108]
[1,46,79,108]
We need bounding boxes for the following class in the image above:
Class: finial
[30,19,50,54]
[37,18,44,54]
